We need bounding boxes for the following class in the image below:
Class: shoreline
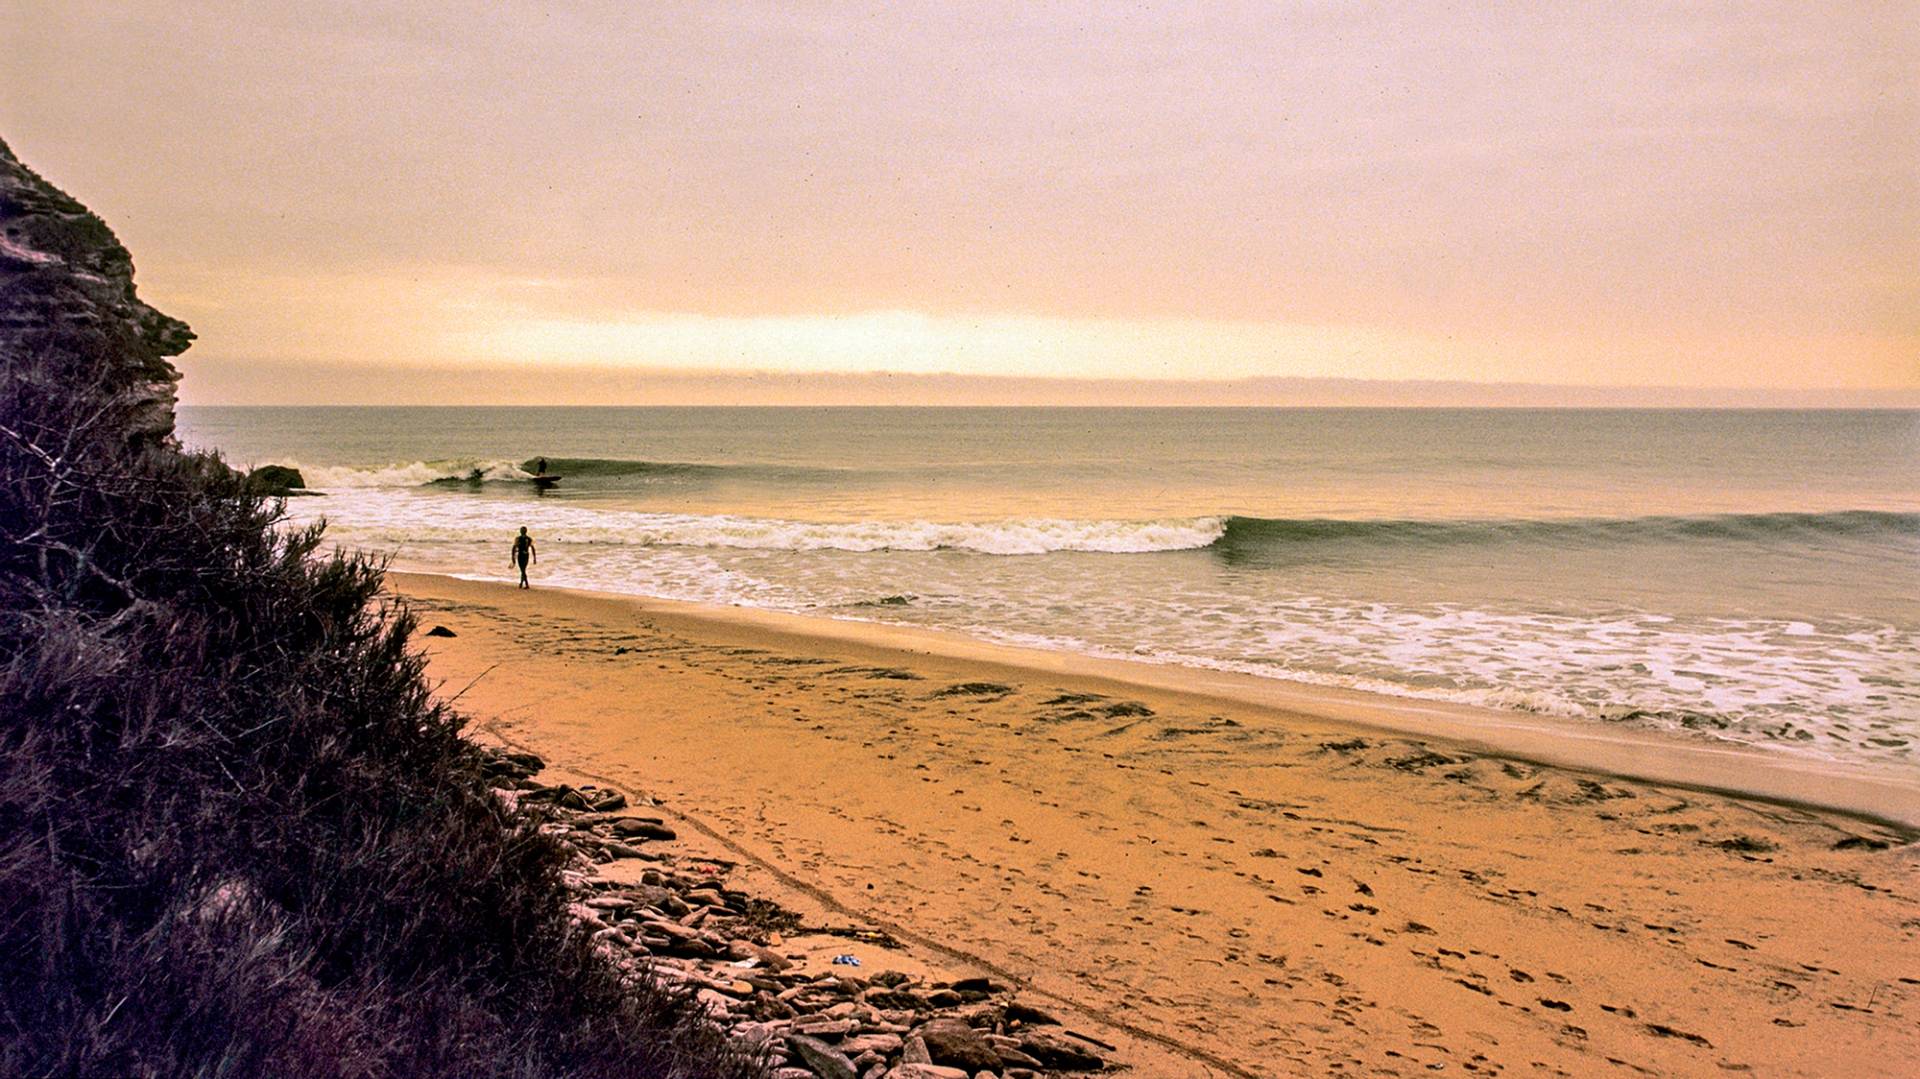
[397,571,1920,832]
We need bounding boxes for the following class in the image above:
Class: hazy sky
[4,2,1915,403]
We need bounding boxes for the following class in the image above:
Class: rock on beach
[478,747,1117,1078]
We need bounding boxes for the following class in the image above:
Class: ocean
[178,406,1920,770]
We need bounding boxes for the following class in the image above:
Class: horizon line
[176,363,1920,409]
[177,401,1920,410]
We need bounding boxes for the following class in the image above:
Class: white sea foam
[901,602,1917,762]
[289,459,532,488]
[292,489,1228,555]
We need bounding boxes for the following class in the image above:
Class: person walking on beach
[511,526,537,588]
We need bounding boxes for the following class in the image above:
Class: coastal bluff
[1,136,192,442]
[0,141,761,1077]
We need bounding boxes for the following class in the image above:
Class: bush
[1,180,759,1078]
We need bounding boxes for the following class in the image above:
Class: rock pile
[483,750,1117,1079]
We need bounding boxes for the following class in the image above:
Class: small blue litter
[830,954,861,967]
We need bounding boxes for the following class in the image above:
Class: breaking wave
[304,500,1232,555]
[278,453,1920,553]
[1214,510,1920,550]
[290,456,843,489]
[292,459,532,488]
[296,489,1920,559]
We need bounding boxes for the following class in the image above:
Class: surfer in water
[533,457,547,475]
[510,527,537,588]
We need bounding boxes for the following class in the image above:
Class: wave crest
[1217,510,1920,551]
[294,455,841,488]
[288,460,532,488]
[294,496,1231,555]
[652,515,1231,555]
[297,494,1920,558]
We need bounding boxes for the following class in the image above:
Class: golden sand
[392,572,1919,1078]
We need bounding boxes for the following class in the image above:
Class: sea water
[178,407,1920,769]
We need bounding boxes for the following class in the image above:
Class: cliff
[0,140,756,1077]
[0,137,193,441]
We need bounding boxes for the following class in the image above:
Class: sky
[3,1,1915,405]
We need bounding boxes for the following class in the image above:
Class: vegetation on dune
[0,140,760,1077]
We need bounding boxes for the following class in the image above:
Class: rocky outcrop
[244,464,307,494]
[0,137,192,443]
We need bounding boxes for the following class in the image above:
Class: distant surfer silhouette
[533,457,547,475]
[511,527,537,588]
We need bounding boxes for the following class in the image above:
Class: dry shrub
[1,343,761,1076]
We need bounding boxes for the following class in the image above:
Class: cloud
[7,2,1915,400]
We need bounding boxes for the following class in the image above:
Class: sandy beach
[392,571,1919,1078]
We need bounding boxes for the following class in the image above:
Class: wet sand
[392,572,1920,1078]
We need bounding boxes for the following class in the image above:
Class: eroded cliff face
[0,137,193,442]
